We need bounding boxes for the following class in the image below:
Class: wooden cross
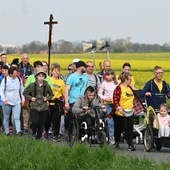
[44,14,58,75]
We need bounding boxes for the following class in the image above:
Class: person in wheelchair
[72,85,106,138]
[153,103,170,137]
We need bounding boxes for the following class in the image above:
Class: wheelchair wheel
[68,119,79,147]
[146,106,157,127]
[98,130,106,147]
[144,125,153,152]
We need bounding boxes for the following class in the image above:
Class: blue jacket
[141,79,170,109]
[18,62,33,79]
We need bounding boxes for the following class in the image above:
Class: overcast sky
[1,0,170,45]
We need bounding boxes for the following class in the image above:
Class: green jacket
[25,74,52,88]
[23,80,54,111]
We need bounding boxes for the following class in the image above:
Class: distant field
[8,53,170,89]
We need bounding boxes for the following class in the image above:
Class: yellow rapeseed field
[8,53,170,89]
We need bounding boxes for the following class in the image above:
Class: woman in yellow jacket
[111,72,144,151]
[44,64,65,141]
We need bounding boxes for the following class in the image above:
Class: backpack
[33,82,46,97]
[4,76,21,91]
[93,74,98,90]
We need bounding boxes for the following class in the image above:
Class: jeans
[105,104,114,140]
[2,103,21,134]
[0,106,3,128]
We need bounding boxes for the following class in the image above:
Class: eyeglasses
[155,72,163,74]
[68,68,72,70]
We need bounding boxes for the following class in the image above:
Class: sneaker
[48,128,53,135]
[109,137,115,145]
[59,134,63,139]
[53,136,61,142]
[0,127,3,132]
[113,142,120,150]
[128,145,136,151]
[9,128,13,134]
[17,131,23,136]
[43,132,49,139]
[24,129,29,135]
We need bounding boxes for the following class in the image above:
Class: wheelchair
[67,106,109,147]
[144,94,170,152]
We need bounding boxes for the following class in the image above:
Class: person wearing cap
[72,58,80,72]
[64,60,89,130]
[23,61,52,134]
[23,69,54,139]
[0,66,25,136]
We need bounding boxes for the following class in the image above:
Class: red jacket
[109,84,145,117]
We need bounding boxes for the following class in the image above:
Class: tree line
[1,37,170,54]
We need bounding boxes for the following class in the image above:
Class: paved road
[48,135,170,164]
[116,142,170,163]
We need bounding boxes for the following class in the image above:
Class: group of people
[0,53,169,151]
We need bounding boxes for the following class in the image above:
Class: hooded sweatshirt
[72,86,101,117]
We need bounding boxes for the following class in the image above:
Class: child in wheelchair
[72,85,106,142]
[153,103,170,137]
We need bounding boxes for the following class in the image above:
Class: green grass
[0,135,170,170]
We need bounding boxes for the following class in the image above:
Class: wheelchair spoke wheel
[146,106,157,127]
[144,125,153,152]
[98,130,106,147]
[68,120,79,147]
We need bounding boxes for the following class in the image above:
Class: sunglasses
[86,65,94,68]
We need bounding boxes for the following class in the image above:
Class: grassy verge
[0,135,169,170]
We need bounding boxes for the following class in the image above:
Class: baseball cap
[76,61,87,68]
[72,58,80,63]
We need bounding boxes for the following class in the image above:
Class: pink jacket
[154,113,170,127]
[98,80,118,101]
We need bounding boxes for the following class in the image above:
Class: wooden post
[44,14,58,75]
